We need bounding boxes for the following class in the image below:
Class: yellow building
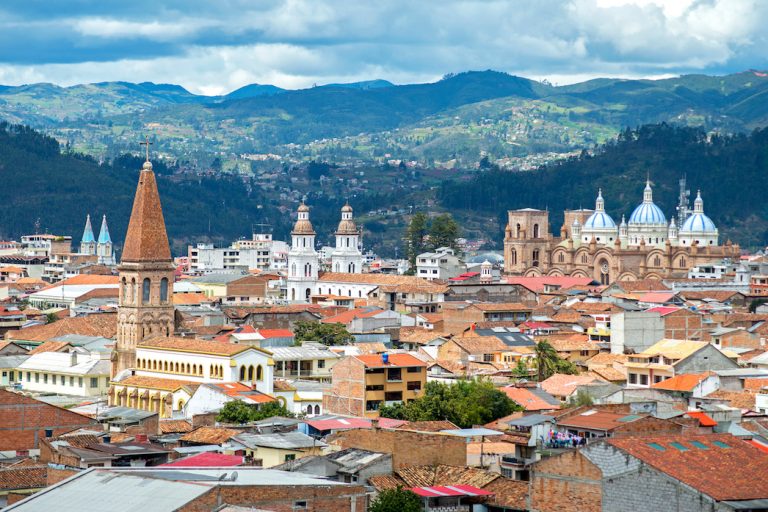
[230,431,325,467]
[625,339,737,388]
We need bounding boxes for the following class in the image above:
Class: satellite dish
[230,471,238,482]
[218,473,228,481]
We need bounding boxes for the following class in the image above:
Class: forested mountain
[0,123,282,254]
[439,123,768,248]
[4,70,768,166]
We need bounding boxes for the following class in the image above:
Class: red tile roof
[501,387,561,411]
[608,435,768,501]
[637,292,677,304]
[161,452,244,467]
[257,329,294,338]
[651,372,715,392]
[304,417,406,431]
[685,411,717,427]
[354,353,427,368]
[504,276,596,292]
[557,410,644,431]
[646,306,681,317]
[321,307,384,324]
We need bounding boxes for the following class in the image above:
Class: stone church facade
[503,181,740,284]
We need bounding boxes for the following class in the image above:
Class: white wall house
[416,247,464,281]
[17,350,111,397]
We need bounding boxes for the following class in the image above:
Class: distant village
[3,157,768,511]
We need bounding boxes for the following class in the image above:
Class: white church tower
[80,215,96,255]
[96,215,116,265]
[331,203,363,274]
[287,202,319,302]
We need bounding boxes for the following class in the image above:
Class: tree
[369,486,422,512]
[293,320,354,346]
[428,213,461,252]
[217,399,294,424]
[404,212,429,267]
[45,312,58,324]
[569,389,594,407]
[534,340,579,381]
[379,379,519,428]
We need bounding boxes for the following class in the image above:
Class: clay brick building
[531,434,768,512]
[441,302,533,332]
[328,427,468,469]
[0,389,98,456]
[3,467,368,512]
[657,307,704,340]
[323,353,426,418]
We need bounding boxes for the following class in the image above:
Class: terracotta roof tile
[707,390,757,411]
[58,275,119,286]
[608,434,768,501]
[121,165,172,263]
[585,353,629,366]
[6,313,117,342]
[545,335,599,352]
[651,372,715,392]
[540,373,604,398]
[139,336,254,356]
[590,367,626,382]
[159,420,193,434]
[451,336,508,354]
[399,327,451,344]
[28,341,72,354]
[179,426,240,445]
[611,279,671,292]
[318,272,448,293]
[397,420,459,432]
[501,386,561,411]
[0,465,47,491]
[115,375,197,392]
[354,353,426,368]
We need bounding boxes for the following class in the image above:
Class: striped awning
[408,485,493,498]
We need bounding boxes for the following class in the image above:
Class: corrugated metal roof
[232,431,325,450]
[269,346,340,361]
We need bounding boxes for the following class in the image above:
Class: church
[286,202,363,302]
[109,154,273,418]
[503,180,740,284]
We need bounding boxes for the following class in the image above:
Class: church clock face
[600,262,609,275]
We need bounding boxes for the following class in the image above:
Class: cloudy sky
[0,0,765,95]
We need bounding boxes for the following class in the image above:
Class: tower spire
[81,214,95,244]
[98,215,112,244]
[121,147,171,263]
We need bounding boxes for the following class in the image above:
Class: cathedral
[286,202,363,302]
[79,213,115,265]
[503,180,739,284]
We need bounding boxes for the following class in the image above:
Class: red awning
[409,485,494,498]
[686,411,717,427]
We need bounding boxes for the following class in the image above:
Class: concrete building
[271,344,340,381]
[609,311,665,355]
[16,350,110,397]
[416,246,465,281]
[324,353,427,417]
[187,233,287,273]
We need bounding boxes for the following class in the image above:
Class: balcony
[501,455,535,467]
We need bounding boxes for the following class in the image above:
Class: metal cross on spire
[139,135,153,162]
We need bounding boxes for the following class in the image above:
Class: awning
[409,485,494,498]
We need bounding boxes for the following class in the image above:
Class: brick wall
[664,310,703,340]
[442,304,485,333]
[328,428,467,469]
[530,449,602,512]
[0,389,98,452]
[612,416,685,437]
[179,484,369,512]
[436,339,469,361]
[323,357,365,417]
[46,467,78,486]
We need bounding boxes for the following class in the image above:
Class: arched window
[335,262,340,272]
[511,249,517,265]
[305,288,311,299]
[160,278,169,303]
[314,405,320,415]
[142,278,151,304]
[163,361,168,372]
[515,223,521,238]
[291,263,296,277]
[557,252,565,263]
[256,365,263,381]
[122,277,128,302]
[532,249,540,267]
[247,365,254,381]
[582,254,588,264]
[131,278,137,304]
[239,366,246,380]
[654,256,661,267]
[291,288,296,301]
[679,257,687,268]
[349,263,355,273]
[306,405,313,414]
[533,224,539,238]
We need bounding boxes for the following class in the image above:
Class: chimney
[135,433,148,443]
[103,435,111,444]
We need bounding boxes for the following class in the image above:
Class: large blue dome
[584,211,616,229]
[628,180,667,225]
[628,202,666,225]
[680,213,716,233]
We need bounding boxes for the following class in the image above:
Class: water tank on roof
[382,353,389,364]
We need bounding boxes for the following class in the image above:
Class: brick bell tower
[112,148,175,378]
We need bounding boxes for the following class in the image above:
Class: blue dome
[680,213,716,233]
[628,202,667,224]
[583,211,616,229]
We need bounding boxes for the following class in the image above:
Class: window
[366,400,382,411]
[690,441,709,450]
[558,252,565,263]
[647,442,666,451]
[366,385,384,391]
[43,373,48,384]
[384,391,403,401]
[628,373,637,384]
[387,368,402,381]
[639,374,649,386]
[317,359,325,369]
[78,377,83,387]
[90,377,98,388]
[51,374,57,385]
[580,350,590,356]
[713,441,731,449]
[407,367,421,373]
[160,278,169,303]
[533,224,539,238]
[407,381,422,391]
[26,372,30,382]
[142,278,151,304]
[532,249,540,266]
[670,442,688,451]
[284,454,296,462]
[483,354,494,362]
[293,500,307,510]
[70,376,74,386]
[654,376,663,383]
